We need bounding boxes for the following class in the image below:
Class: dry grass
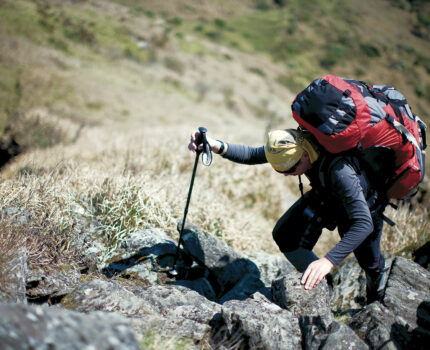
[0,167,82,271]
[0,0,428,280]
[1,121,292,257]
[139,332,193,350]
[382,204,429,257]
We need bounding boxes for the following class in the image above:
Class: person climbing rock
[188,128,389,304]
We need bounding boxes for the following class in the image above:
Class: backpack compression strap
[385,115,420,150]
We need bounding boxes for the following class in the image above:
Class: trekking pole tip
[168,267,179,277]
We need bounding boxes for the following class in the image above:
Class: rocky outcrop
[348,256,430,349]
[61,278,221,344]
[1,221,429,349]
[0,303,140,350]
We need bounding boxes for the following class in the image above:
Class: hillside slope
[0,0,428,267]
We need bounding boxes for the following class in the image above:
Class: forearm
[203,135,267,164]
[222,143,267,165]
[325,218,374,266]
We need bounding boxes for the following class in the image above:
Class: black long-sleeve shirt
[222,143,375,266]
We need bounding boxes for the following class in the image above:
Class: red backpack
[292,75,427,199]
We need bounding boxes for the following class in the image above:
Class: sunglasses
[277,159,302,174]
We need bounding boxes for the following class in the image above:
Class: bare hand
[188,130,203,152]
[188,130,222,154]
[301,257,334,290]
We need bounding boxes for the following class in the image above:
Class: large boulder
[0,303,140,350]
[180,221,261,295]
[214,298,302,349]
[383,256,430,346]
[271,273,332,319]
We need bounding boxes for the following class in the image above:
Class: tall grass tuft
[382,204,429,257]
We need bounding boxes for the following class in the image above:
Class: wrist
[216,140,225,155]
[323,256,335,268]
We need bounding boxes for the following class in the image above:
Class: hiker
[188,128,389,304]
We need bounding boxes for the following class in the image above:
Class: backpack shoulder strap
[318,152,362,189]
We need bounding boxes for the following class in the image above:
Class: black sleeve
[324,160,374,266]
[222,144,267,165]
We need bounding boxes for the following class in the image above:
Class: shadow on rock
[101,243,178,278]
[390,301,430,349]
[178,221,266,302]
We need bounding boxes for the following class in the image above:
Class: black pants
[272,191,385,275]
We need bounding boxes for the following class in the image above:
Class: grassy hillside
[0,0,428,275]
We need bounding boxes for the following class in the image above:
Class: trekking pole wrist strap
[216,140,225,154]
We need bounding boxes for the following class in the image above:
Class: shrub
[360,44,381,58]
[320,44,348,68]
[214,18,226,29]
[169,17,182,26]
[164,56,185,74]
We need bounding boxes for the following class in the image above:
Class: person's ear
[303,151,310,161]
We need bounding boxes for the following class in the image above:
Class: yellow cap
[265,129,319,172]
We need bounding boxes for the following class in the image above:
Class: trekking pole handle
[198,126,212,166]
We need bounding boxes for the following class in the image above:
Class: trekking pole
[169,127,212,276]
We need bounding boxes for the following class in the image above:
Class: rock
[62,279,221,344]
[161,304,217,342]
[247,251,294,288]
[26,269,81,304]
[213,298,301,350]
[61,279,155,316]
[271,273,332,319]
[0,303,140,350]
[128,284,222,343]
[172,278,216,301]
[383,256,430,346]
[218,273,265,304]
[301,315,369,350]
[348,302,415,350]
[0,247,27,303]
[128,283,221,316]
[180,221,261,294]
[250,288,273,303]
[1,206,31,225]
[100,228,177,284]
